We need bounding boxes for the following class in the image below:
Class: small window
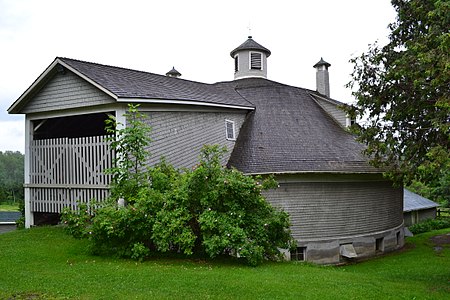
[225,120,235,140]
[250,52,262,70]
[291,247,306,261]
[234,55,239,73]
[375,237,384,252]
[396,231,401,246]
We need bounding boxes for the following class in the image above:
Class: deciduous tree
[347,0,449,202]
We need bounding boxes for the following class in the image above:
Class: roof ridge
[57,57,215,86]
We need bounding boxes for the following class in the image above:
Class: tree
[0,151,24,203]
[346,0,449,201]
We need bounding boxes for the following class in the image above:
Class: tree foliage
[0,151,24,203]
[62,105,294,266]
[347,0,449,200]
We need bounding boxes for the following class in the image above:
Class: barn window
[225,120,236,140]
[250,52,262,70]
[290,247,306,261]
[234,55,239,73]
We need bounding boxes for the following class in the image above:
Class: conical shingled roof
[223,78,379,174]
[230,36,271,58]
[166,66,181,77]
[313,57,331,68]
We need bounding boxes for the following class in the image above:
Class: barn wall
[141,111,247,169]
[264,174,404,264]
[265,178,403,240]
[22,70,114,114]
[404,208,437,226]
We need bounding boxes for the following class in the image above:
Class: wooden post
[24,117,34,228]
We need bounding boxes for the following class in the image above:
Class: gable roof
[403,189,439,212]
[8,57,255,114]
[223,78,379,174]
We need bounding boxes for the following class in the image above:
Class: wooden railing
[27,135,113,213]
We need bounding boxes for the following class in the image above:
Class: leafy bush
[409,218,450,234]
[62,105,295,265]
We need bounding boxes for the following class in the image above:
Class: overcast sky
[0,0,397,153]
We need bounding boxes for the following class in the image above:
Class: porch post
[24,116,34,228]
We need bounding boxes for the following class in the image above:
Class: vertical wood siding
[22,71,114,114]
[264,180,403,240]
[29,136,112,213]
[142,111,246,169]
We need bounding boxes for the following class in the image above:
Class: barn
[8,37,404,264]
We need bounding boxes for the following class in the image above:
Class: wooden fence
[27,136,113,213]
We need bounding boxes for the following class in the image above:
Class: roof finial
[247,22,252,39]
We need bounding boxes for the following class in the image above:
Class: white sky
[0,0,397,153]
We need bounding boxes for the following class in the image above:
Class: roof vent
[166,67,181,78]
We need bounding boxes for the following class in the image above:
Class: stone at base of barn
[292,223,405,265]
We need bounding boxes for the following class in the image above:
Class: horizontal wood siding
[264,180,403,240]
[22,71,114,114]
[142,111,246,169]
[316,99,346,127]
[29,136,112,213]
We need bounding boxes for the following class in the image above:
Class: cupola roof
[166,66,182,77]
[230,36,271,58]
[313,57,331,68]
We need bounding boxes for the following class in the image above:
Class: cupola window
[250,52,262,70]
[234,56,239,73]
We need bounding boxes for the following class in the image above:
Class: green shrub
[409,217,450,234]
[62,105,295,265]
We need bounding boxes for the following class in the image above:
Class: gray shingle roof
[222,78,379,174]
[230,36,271,58]
[59,58,254,108]
[403,189,439,212]
[313,57,331,68]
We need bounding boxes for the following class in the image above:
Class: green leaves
[347,0,449,196]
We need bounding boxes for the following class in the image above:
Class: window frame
[225,119,236,141]
[290,247,306,261]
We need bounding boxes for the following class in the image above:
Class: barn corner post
[24,116,34,228]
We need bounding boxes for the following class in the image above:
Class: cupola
[313,57,331,97]
[230,36,271,80]
[166,66,181,78]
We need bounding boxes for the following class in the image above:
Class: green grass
[0,202,20,211]
[0,227,449,299]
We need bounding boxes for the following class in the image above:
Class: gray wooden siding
[22,71,115,114]
[316,99,347,127]
[264,180,403,240]
[142,111,246,169]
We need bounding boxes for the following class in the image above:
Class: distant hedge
[409,218,450,234]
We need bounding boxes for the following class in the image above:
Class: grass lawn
[0,227,449,299]
[0,202,20,211]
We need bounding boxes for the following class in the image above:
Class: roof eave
[117,97,255,111]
